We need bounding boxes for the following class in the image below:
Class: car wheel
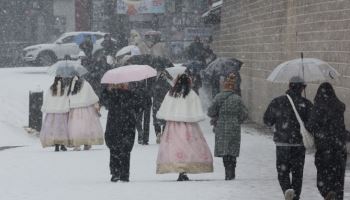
[37,52,56,66]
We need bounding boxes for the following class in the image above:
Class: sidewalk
[0,121,348,200]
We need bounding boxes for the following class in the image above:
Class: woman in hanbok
[40,76,70,151]
[67,75,104,150]
[156,73,213,181]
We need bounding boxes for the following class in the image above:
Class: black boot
[177,172,189,181]
[110,174,120,182]
[223,155,236,180]
[54,144,59,152]
[225,165,235,180]
[325,191,336,200]
[60,145,67,151]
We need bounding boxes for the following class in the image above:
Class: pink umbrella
[101,65,157,84]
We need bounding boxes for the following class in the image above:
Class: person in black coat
[263,76,313,200]
[84,56,111,99]
[152,70,172,144]
[101,83,143,182]
[305,82,348,200]
[101,33,118,56]
[79,35,94,59]
[129,79,153,145]
[186,36,206,65]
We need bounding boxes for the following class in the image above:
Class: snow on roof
[212,0,223,9]
[201,0,223,18]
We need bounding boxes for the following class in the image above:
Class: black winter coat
[101,39,118,56]
[306,99,347,151]
[79,40,93,58]
[102,89,143,151]
[152,72,172,126]
[263,90,313,144]
[84,61,111,99]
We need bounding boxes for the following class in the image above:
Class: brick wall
[213,0,350,127]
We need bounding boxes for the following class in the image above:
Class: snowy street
[0,67,349,200]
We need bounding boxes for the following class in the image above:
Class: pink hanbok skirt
[40,113,69,148]
[156,121,213,174]
[68,105,104,146]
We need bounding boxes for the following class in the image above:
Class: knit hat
[223,73,236,90]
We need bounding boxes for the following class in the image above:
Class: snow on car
[22,31,107,66]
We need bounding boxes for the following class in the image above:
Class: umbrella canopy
[267,58,340,83]
[101,65,157,84]
[116,45,141,57]
[47,60,88,77]
[166,64,187,79]
[126,55,174,70]
[125,54,153,66]
[74,33,96,45]
[204,57,243,77]
[151,56,174,70]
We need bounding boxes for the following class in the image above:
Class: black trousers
[223,155,236,168]
[315,149,347,200]
[276,146,306,200]
[135,106,151,143]
[135,99,152,144]
[109,149,131,181]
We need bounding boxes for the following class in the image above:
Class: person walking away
[101,33,117,56]
[79,35,94,59]
[101,33,118,65]
[129,79,152,145]
[145,31,169,58]
[305,82,348,200]
[40,77,70,151]
[156,73,213,181]
[101,83,144,182]
[263,76,313,200]
[186,36,206,65]
[129,30,150,55]
[84,55,111,100]
[184,62,203,95]
[152,69,172,144]
[203,36,216,65]
[207,73,248,180]
[67,76,104,151]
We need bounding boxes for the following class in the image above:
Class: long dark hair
[68,76,84,95]
[169,73,191,98]
[314,82,340,106]
[50,77,65,96]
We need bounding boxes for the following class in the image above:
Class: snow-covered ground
[0,67,348,200]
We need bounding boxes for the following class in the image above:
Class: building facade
[213,0,350,127]
[96,0,212,61]
[0,0,54,66]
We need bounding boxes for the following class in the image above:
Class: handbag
[286,94,315,150]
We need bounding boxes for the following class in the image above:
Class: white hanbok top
[157,90,205,122]
[41,88,69,113]
[69,81,99,109]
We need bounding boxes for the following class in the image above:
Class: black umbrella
[126,54,174,71]
[125,54,153,66]
[151,56,174,70]
[204,57,243,77]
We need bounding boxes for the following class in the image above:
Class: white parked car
[23,31,109,66]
